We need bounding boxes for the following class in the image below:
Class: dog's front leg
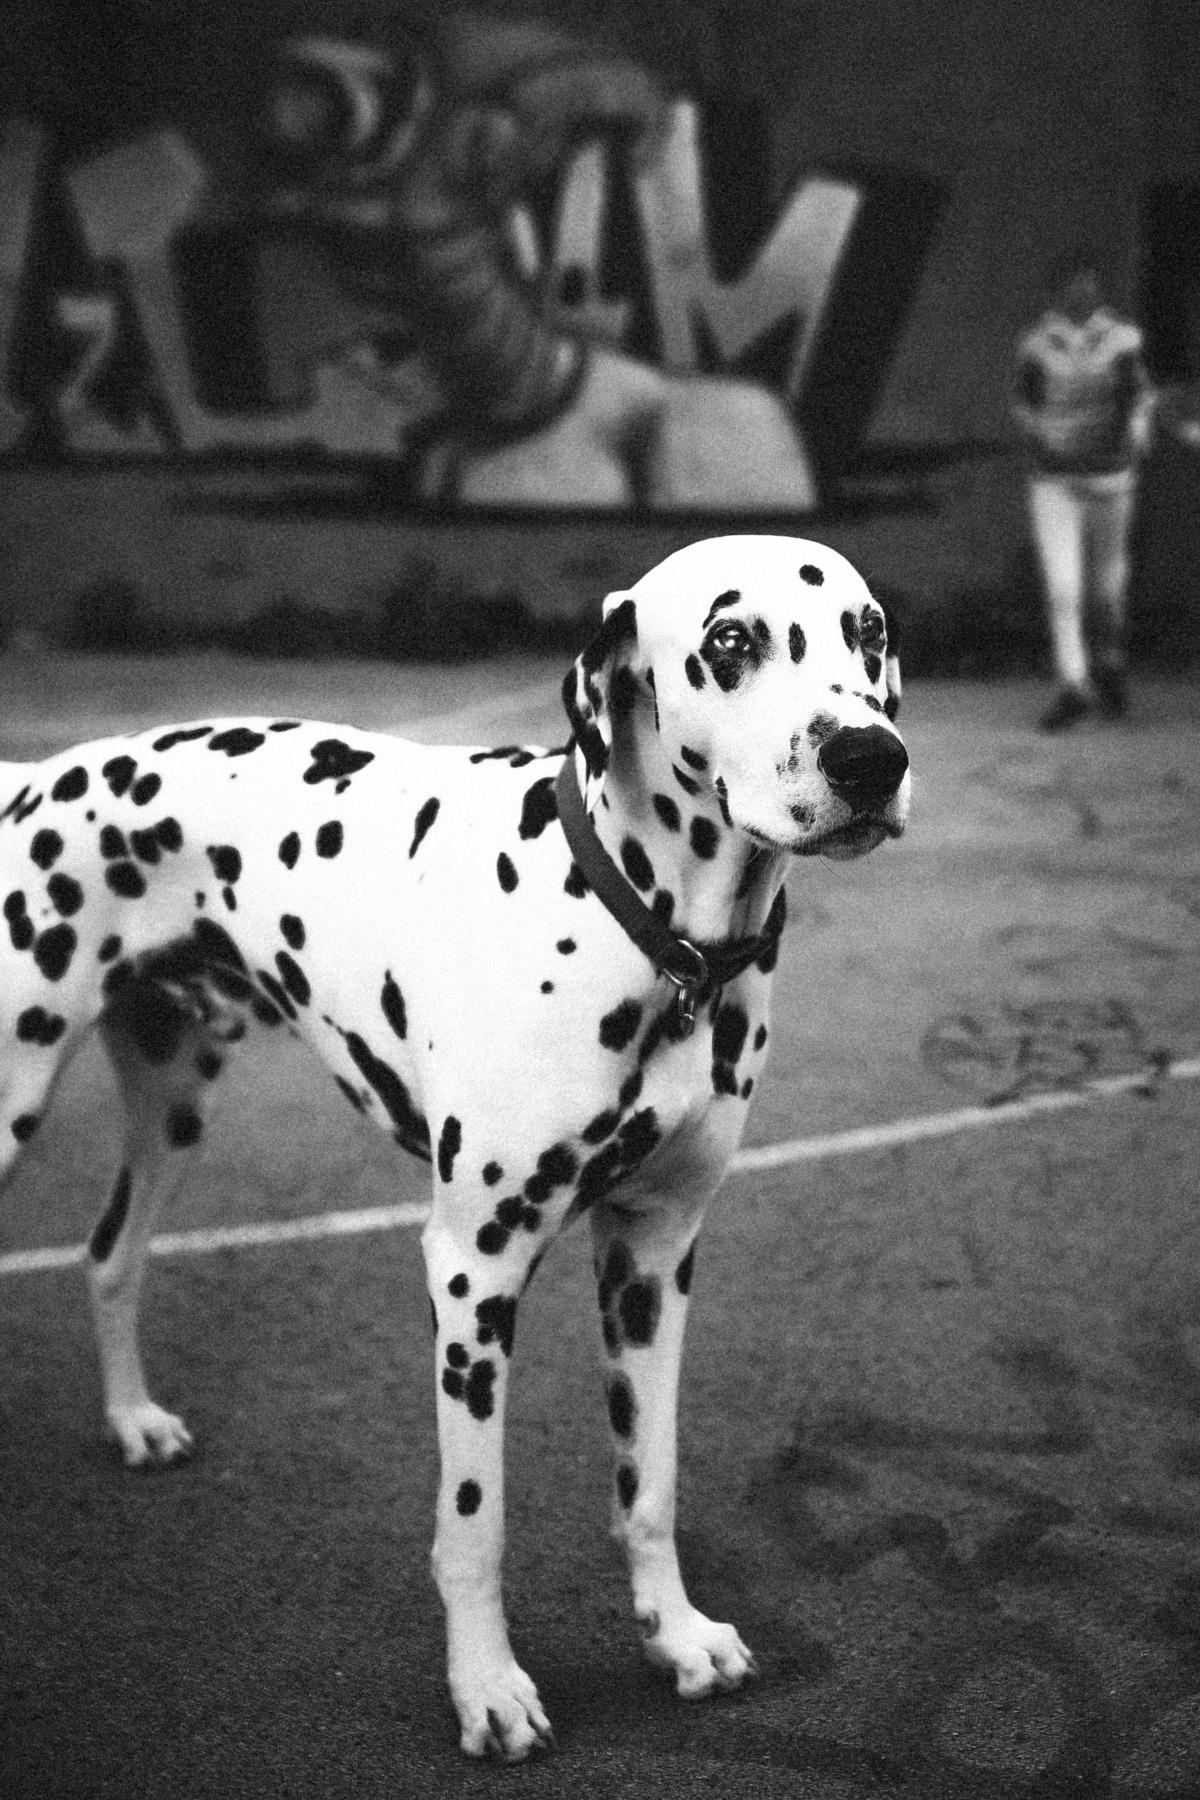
[591,1199,759,1698]
[421,1216,554,1762]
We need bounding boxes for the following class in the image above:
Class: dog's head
[563,535,909,860]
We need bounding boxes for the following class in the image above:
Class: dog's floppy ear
[562,593,638,811]
[872,585,904,722]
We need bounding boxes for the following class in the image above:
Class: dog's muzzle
[817,725,909,808]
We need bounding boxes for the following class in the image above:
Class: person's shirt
[1011,306,1154,475]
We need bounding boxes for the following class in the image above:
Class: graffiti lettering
[0,66,935,511]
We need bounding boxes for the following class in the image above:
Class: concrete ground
[2,651,1200,1798]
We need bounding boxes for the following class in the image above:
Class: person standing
[1011,259,1156,731]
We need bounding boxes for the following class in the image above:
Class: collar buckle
[659,938,708,1035]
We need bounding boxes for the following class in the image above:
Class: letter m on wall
[633,102,943,490]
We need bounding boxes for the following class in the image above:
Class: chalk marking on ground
[3,1057,1197,1279]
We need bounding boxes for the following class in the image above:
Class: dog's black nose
[817,725,909,803]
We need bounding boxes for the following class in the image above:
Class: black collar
[554,752,785,1035]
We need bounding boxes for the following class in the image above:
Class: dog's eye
[860,612,886,653]
[706,620,749,656]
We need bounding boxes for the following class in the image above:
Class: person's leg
[1086,474,1137,717]
[1028,475,1090,729]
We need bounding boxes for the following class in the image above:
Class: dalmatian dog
[0,535,909,1760]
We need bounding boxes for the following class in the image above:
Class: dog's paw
[106,1403,194,1469]
[452,1661,555,1762]
[643,1608,759,1699]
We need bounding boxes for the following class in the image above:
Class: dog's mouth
[794,817,904,859]
[747,814,904,858]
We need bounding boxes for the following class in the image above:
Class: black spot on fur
[481,1163,502,1188]
[675,1243,697,1294]
[50,765,89,802]
[757,886,786,971]
[106,861,147,899]
[690,816,719,859]
[497,852,518,893]
[131,773,161,806]
[275,950,311,1007]
[335,1075,366,1112]
[620,837,654,893]
[841,610,861,652]
[47,872,83,917]
[449,1273,470,1297]
[11,1112,40,1142]
[89,1167,132,1262]
[800,563,824,586]
[620,1278,661,1347]
[381,970,407,1039]
[279,831,301,869]
[206,845,242,885]
[684,653,706,691]
[270,721,301,733]
[98,934,122,962]
[208,727,265,757]
[1,786,41,825]
[524,1142,578,1205]
[315,820,343,858]
[673,766,701,797]
[409,796,440,858]
[437,1115,463,1183]
[99,824,127,859]
[475,1296,517,1357]
[456,1480,483,1516]
[30,829,63,870]
[280,914,305,950]
[129,828,162,864]
[564,861,589,899]
[166,1105,203,1148]
[196,1048,224,1081]
[754,1023,768,1051]
[789,622,807,662]
[652,794,681,832]
[442,1356,497,1420]
[518,775,558,840]
[34,923,76,982]
[616,1462,638,1510]
[102,755,136,797]
[599,999,642,1052]
[153,726,212,752]
[607,1373,636,1439]
[703,588,742,629]
[304,738,375,786]
[16,1005,67,1046]
[341,1030,429,1158]
[476,1222,510,1256]
[679,745,707,772]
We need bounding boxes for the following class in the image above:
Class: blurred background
[2,0,1198,670]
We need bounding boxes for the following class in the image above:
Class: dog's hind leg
[591,1198,759,1699]
[88,982,232,1467]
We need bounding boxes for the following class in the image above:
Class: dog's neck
[588,686,788,948]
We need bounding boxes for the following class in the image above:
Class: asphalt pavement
[2,651,1200,1798]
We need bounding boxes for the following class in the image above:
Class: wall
[0,0,1165,661]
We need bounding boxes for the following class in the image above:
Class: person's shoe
[1039,686,1091,733]
[1094,662,1129,719]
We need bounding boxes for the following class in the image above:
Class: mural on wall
[0,14,940,511]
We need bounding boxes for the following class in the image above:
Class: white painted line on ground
[0,1201,433,1277]
[732,1054,1200,1173]
[4,1056,1197,1280]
